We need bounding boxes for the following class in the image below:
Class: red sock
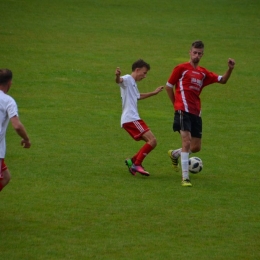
[131,152,139,164]
[0,182,3,192]
[135,143,153,166]
[132,144,151,164]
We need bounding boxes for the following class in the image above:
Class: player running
[115,59,163,176]
[165,41,235,187]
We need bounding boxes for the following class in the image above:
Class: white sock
[172,148,182,158]
[181,152,189,180]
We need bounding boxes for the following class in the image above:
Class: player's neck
[189,61,199,69]
[131,72,138,81]
[0,86,9,93]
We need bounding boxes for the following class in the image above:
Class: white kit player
[0,69,31,192]
[115,59,163,176]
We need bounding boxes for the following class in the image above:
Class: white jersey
[118,74,141,126]
[0,90,18,158]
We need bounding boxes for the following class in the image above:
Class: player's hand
[154,86,164,94]
[228,58,235,69]
[115,67,121,76]
[21,139,31,148]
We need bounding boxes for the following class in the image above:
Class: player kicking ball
[115,59,163,176]
[165,40,235,187]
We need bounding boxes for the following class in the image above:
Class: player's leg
[169,137,200,165]
[0,169,11,191]
[179,113,203,186]
[168,149,181,171]
[0,159,11,192]
[123,120,151,176]
[190,137,201,153]
[135,130,156,164]
[174,111,192,186]
[129,130,156,176]
[180,114,202,186]
[180,130,192,186]
[190,114,202,153]
[131,130,157,163]
[168,111,182,170]
[168,110,191,174]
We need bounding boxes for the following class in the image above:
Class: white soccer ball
[189,157,203,174]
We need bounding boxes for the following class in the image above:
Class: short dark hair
[132,59,150,71]
[0,69,13,85]
[191,40,204,49]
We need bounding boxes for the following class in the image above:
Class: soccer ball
[189,157,203,174]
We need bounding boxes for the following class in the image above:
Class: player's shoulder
[121,74,132,80]
[0,91,13,101]
[121,74,135,84]
[0,92,16,106]
[174,62,191,70]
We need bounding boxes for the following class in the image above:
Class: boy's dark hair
[191,40,204,49]
[0,69,13,85]
[132,59,150,71]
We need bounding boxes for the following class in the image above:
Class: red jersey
[166,62,221,116]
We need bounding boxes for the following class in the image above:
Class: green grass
[1,0,260,259]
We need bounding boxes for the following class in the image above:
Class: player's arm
[219,58,235,84]
[165,66,180,106]
[139,86,164,100]
[165,85,175,107]
[10,116,31,148]
[115,67,123,84]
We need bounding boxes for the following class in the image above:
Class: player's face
[189,47,204,64]
[136,67,149,81]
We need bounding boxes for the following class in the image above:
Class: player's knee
[7,173,11,183]
[191,145,201,153]
[149,137,157,148]
[4,170,11,184]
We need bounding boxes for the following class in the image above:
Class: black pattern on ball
[189,157,203,174]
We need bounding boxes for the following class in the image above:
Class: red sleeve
[203,70,219,86]
[167,65,183,87]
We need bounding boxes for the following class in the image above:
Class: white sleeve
[119,75,129,89]
[166,82,174,88]
[7,97,18,118]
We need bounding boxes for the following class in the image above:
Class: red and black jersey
[166,62,221,116]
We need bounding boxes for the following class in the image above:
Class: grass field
[1,0,260,259]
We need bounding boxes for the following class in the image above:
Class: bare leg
[0,169,11,192]
[141,130,157,148]
[190,137,201,153]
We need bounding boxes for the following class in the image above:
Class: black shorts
[173,110,202,138]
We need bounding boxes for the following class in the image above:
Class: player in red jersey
[165,40,235,187]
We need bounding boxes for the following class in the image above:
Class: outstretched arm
[220,58,235,84]
[139,86,164,100]
[115,67,123,84]
[10,116,31,148]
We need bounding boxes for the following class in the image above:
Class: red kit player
[165,41,235,187]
